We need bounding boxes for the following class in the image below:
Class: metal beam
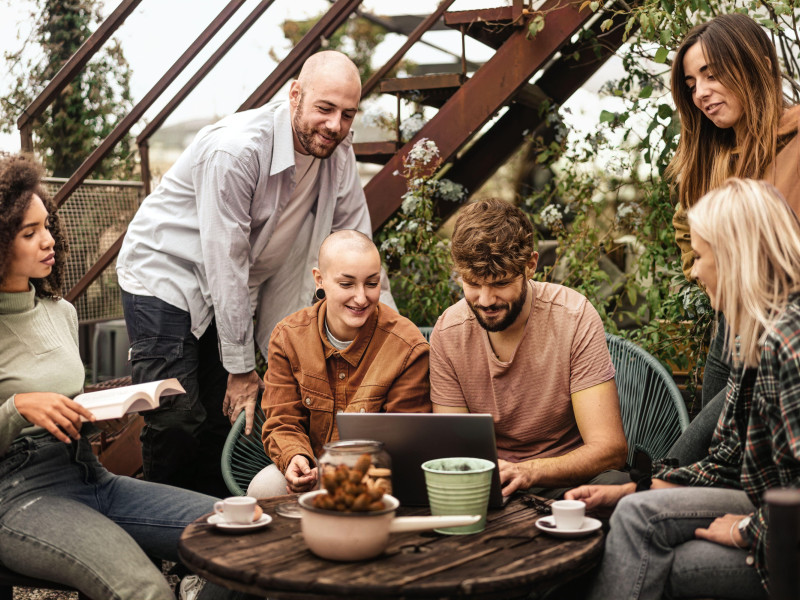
[365,0,592,229]
[331,1,476,70]
[136,0,277,146]
[238,0,363,111]
[54,0,248,208]
[437,12,631,223]
[17,0,142,143]
[361,0,458,98]
[376,14,450,33]
[65,235,124,303]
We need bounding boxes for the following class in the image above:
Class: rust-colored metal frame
[137,0,278,195]
[365,0,592,228]
[361,0,458,98]
[54,0,248,209]
[436,13,632,221]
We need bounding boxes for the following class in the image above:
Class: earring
[315,288,326,300]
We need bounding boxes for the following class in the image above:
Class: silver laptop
[336,413,506,508]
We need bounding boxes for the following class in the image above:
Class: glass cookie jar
[318,439,393,498]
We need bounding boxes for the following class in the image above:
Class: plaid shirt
[654,297,800,588]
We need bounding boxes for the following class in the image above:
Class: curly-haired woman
[0,154,244,600]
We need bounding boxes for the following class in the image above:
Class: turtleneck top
[0,285,84,456]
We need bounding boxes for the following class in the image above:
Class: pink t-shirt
[430,281,615,462]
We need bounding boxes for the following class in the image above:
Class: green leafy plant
[376,138,465,326]
[1,0,136,178]
[519,0,800,407]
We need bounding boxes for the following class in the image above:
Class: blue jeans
[0,434,226,599]
[121,291,230,497]
[588,487,765,600]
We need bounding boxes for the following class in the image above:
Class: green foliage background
[521,0,800,403]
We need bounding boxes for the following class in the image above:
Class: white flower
[399,113,427,142]
[540,205,563,230]
[401,193,422,214]
[361,104,394,130]
[616,202,643,226]
[434,178,466,203]
[406,138,440,166]
[380,236,404,256]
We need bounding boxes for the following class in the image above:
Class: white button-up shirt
[118,101,390,373]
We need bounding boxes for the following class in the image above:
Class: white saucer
[535,516,602,538]
[207,513,272,531]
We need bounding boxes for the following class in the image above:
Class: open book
[75,378,185,421]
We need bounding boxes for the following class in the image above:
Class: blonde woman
[568,179,800,599]
[669,13,800,408]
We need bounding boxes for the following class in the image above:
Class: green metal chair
[418,326,434,342]
[221,401,271,496]
[606,333,690,467]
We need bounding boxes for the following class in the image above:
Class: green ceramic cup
[421,457,496,535]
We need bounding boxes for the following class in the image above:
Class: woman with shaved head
[248,230,431,497]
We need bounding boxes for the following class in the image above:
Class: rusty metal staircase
[15,0,631,303]
[360,0,631,225]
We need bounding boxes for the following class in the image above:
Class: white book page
[75,379,185,420]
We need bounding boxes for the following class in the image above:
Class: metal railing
[44,177,144,322]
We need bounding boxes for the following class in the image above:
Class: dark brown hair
[451,198,535,280]
[666,13,785,209]
[0,154,68,297]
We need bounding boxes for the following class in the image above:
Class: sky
[0,0,625,155]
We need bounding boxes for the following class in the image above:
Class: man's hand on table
[223,370,263,434]
[285,455,319,493]
[498,458,535,496]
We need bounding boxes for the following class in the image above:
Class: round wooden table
[179,495,603,599]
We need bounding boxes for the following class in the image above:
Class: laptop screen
[336,413,505,508]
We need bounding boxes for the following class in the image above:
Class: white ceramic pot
[298,489,480,561]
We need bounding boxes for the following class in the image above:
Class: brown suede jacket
[673,105,800,281]
[261,300,431,473]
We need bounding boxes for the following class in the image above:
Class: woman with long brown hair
[667,13,800,457]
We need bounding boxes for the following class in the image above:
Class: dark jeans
[667,389,725,466]
[664,314,730,467]
[121,291,230,497]
[702,313,730,408]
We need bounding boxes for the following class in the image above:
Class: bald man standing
[248,230,430,497]
[117,51,393,496]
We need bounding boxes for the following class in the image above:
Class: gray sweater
[0,286,84,456]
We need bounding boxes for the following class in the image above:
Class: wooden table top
[179,495,603,600]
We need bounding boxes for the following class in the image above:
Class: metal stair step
[379,73,467,108]
[353,141,401,165]
[444,6,521,49]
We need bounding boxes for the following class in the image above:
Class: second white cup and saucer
[535,499,601,539]
[207,496,273,531]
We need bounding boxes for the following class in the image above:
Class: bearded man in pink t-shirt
[430,198,629,499]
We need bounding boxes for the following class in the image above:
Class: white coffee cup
[551,499,585,530]
[214,496,257,524]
